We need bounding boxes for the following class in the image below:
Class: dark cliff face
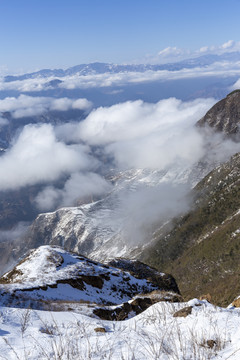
[197,90,240,137]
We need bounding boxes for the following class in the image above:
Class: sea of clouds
[0,94,217,217]
[1,66,240,246]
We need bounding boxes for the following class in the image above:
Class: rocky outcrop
[173,306,193,318]
[0,246,180,309]
[93,291,183,321]
[232,297,240,307]
[108,258,180,294]
[197,90,240,137]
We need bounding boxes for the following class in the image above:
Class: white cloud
[35,172,111,211]
[54,122,81,143]
[72,98,92,110]
[0,77,49,92]
[0,123,95,191]
[77,98,216,170]
[109,183,191,245]
[221,40,235,50]
[58,62,240,90]
[0,222,30,242]
[34,186,62,211]
[230,78,240,90]
[0,95,92,118]
[0,117,8,126]
[50,98,75,111]
[157,46,187,58]
[61,172,111,206]
[1,48,240,93]
[73,96,240,246]
[2,94,240,247]
[196,40,240,55]
[199,46,209,53]
[2,95,240,220]
[141,40,240,65]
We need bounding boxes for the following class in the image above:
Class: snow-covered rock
[0,245,179,308]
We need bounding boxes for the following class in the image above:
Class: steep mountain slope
[141,90,240,305]
[142,152,240,306]
[18,161,218,264]
[197,89,240,136]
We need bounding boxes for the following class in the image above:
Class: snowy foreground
[0,299,240,360]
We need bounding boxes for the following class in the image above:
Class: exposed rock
[199,294,212,302]
[206,340,217,349]
[232,297,240,307]
[93,299,150,321]
[197,90,240,138]
[94,327,106,333]
[173,306,193,318]
[80,275,104,289]
[93,291,183,321]
[108,259,180,294]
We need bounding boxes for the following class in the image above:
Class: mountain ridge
[197,89,240,137]
[0,245,180,317]
[4,51,240,82]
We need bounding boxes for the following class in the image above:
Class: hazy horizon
[1,0,240,74]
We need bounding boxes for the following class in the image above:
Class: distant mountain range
[4,51,240,82]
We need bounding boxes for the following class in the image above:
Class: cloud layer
[1,46,240,93]
[0,95,92,118]
[144,40,240,64]
[77,98,215,170]
[1,95,240,224]
[1,93,240,249]
[34,172,112,211]
[0,96,216,210]
[0,123,97,190]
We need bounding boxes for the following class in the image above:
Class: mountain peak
[197,90,240,137]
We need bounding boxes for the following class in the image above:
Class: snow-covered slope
[4,51,240,81]
[1,298,240,359]
[1,249,240,359]
[22,160,218,262]
[0,245,178,307]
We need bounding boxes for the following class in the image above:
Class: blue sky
[0,0,240,73]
